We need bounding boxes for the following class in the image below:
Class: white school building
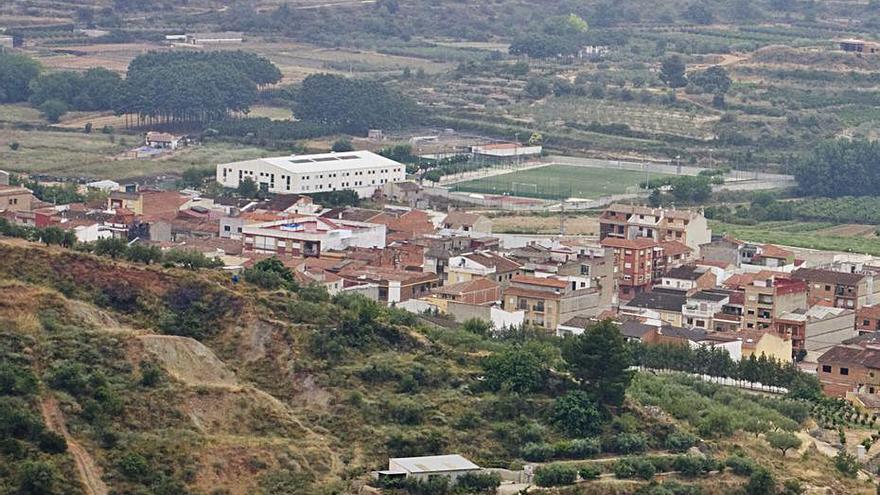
[216,150,406,198]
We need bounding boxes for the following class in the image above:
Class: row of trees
[632,342,822,398]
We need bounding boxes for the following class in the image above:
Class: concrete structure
[217,150,405,198]
[242,217,385,257]
[337,265,438,304]
[380,455,480,483]
[682,290,730,330]
[0,185,32,213]
[776,306,856,361]
[620,289,688,328]
[599,204,710,251]
[471,143,542,162]
[713,329,792,363]
[427,278,501,312]
[446,301,525,330]
[446,252,522,286]
[503,275,600,332]
[86,180,120,192]
[0,170,9,186]
[186,32,243,44]
[659,265,716,293]
[441,211,492,234]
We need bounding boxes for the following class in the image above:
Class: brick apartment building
[792,267,869,310]
[600,237,659,301]
[817,342,880,398]
[742,276,808,330]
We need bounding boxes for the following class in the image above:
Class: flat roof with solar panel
[219,150,403,175]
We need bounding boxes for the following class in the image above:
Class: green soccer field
[450,164,672,200]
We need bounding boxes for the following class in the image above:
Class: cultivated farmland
[451,164,671,200]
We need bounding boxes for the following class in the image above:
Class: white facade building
[216,150,406,198]
[241,216,386,257]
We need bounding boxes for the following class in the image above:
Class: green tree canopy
[660,55,687,89]
[482,346,546,393]
[561,320,633,407]
[550,390,603,437]
[0,52,40,103]
[293,74,416,134]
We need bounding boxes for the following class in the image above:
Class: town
[6,0,880,494]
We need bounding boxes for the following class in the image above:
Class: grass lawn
[710,220,880,255]
[0,104,44,125]
[451,164,669,200]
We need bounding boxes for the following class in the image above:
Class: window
[840,367,849,376]
[224,225,231,232]
[580,265,590,276]
[518,299,528,310]
[865,320,871,327]
[821,365,831,374]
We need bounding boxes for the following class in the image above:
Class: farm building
[145,132,184,150]
[839,39,879,53]
[216,150,406,198]
[186,32,243,44]
[378,455,481,483]
[471,142,542,163]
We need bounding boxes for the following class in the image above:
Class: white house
[216,150,406,198]
[241,216,385,257]
[86,180,120,192]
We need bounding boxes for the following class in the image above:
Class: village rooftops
[689,289,731,302]
[600,237,658,249]
[818,344,880,369]
[760,244,794,260]
[664,265,708,281]
[220,150,402,175]
[462,252,521,273]
[510,275,569,289]
[623,289,688,312]
[659,240,692,257]
[442,211,484,228]
[432,278,499,297]
[792,267,866,286]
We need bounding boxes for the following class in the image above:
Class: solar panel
[312,157,339,162]
[290,159,313,164]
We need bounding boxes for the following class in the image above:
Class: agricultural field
[451,164,670,200]
[491,213,599,235]
[710,220,880,256]
[0,127,278,180]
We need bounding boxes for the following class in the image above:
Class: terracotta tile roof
[818,344,880,368]
[433,278,500,296]
[696,259,731,269]
[792,267,865,286]
[660,240,692,257]
[600,237,658,249]
[443,211,485,228]
[511,275,568,289]
[504,286,562,300]
[463,252,521,273]
[761,244,794,259]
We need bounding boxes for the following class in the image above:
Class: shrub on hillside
[534,464,577,487]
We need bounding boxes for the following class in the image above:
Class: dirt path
[39,395,109,495]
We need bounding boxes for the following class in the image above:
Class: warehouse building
[216,150,406,198]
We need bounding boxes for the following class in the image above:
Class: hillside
[0,239,875,494]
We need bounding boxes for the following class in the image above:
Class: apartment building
[792,267,869,310]
[598,204,710,251]
[742,276,808,330]
[446,251,522,286]
[241,216,385,257]
[503,275,600,332]
[600,237,659,301]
